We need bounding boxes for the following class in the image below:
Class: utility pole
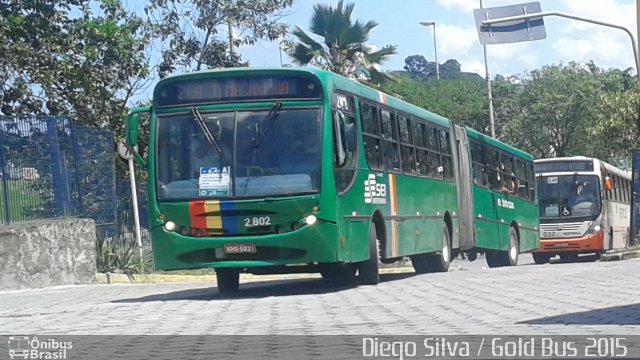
[637,0,640,74]
[480,0,496,138]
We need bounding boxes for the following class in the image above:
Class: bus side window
[413,121,429,177]
[398,115,416,174]
[500,153,515,193]
[426,126,441,178]
[486,148,501,191]
[440,129,453,181]
[361,102,382,170]
[526,162,536,201]
[515,159,529,199]
[380,108,401,172]
[470,140,486,187]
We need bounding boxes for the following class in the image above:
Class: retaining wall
[0,218,96,290]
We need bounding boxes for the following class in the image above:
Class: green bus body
[129,67,539,275]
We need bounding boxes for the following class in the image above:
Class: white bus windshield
[537,175,601,220]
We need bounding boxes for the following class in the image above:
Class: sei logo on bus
[364,174,387,204]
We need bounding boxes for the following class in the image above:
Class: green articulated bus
[124,67,539,293]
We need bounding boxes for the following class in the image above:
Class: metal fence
[0,116,148,247]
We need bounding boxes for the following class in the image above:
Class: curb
[600,250,640,262]
[95,266,415,284]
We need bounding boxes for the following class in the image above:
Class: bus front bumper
[532,230,604,255]
[150,220,339,270]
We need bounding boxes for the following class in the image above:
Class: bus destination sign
[155,74,323,107]
[535,160,593,173]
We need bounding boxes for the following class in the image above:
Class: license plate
[224,243,256,254]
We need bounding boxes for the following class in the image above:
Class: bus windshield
[537,175,601,220]
[156,108,321,200]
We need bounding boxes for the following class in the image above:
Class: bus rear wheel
[216,268,240,294]
[411,222,451,273]
[486,227,519,268]
[532,253,551,264]
[358,222,380,285]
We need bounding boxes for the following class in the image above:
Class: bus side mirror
[333,110,347,167]
[125,113,140,147]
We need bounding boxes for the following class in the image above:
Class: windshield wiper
[251,101,282,148]
[192,107,222,153]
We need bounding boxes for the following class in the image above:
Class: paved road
[1,255,639,335]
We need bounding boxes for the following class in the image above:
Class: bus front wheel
[216,268,240,294]
[358,222,380,285]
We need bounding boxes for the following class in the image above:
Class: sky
[239,0,638,76]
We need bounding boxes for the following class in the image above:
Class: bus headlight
[586,223,601,235]
[304,214,317,226]
[164,221,176,232]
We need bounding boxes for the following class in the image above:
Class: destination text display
[154,75,323,106]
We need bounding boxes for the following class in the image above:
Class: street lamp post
[420,21,439,80]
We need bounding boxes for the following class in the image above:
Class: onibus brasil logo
[8,336,72,359]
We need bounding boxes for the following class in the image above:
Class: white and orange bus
[533,157,631,263]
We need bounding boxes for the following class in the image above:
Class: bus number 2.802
[244,216,271,227]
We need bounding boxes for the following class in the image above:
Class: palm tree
[288,0,397,80]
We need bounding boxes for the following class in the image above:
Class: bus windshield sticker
[547,176,558,184]
[545,205,559,217]
[198,166,231,196]
[364,174,387,204]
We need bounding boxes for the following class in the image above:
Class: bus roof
[535,156,631,179]
[156,67,531,159]
[156,67,452,127]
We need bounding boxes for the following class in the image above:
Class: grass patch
[0,179,44,223]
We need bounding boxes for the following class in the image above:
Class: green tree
[591,84,640,159]
[380,73,487,129]
[0,0,151,131]
[403,55,432,77]
[287,0,397,79]
[145,0,294,78]
[496,62,618,159]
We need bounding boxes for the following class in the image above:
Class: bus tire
[506,227,519,266]
[358,222,380,285]
[216,268,240,294]
[486,227,519,268]
[411,222,451,273]
[532,253,551,264]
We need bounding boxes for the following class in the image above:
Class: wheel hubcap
[509,236,517,261]
[442,233,451,262]
[442,238,450,262]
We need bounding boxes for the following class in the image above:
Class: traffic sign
[117,140,138,160]
[474,2,546,45]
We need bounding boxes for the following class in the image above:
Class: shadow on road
[112,273,416,303]
[519,303,640,325]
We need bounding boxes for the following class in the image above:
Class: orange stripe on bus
[189,201,207,229]
[378,91,386,104]
[189,200,221,229]
[389,174,398,257]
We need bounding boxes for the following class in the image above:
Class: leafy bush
[96,237,152,275]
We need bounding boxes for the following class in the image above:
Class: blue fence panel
[0,116,150,251]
